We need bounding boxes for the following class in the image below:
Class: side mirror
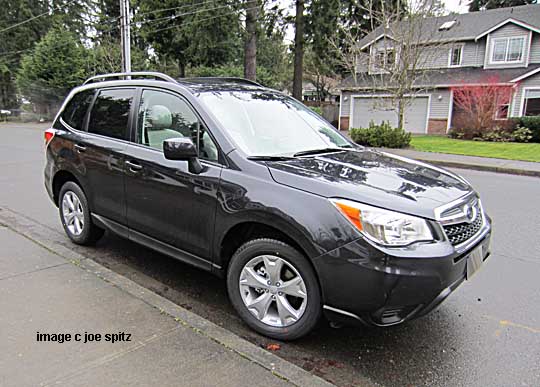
[163,137,203,174]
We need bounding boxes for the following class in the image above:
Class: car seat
[143,105,183,149]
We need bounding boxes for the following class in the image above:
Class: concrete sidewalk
[0,209,332,387]
[380,148,540,177]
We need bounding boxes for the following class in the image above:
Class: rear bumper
[44,150,55,204]
[315,221,492,327]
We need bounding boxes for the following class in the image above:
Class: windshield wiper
[293,147,349,157]
[247,155,296,161]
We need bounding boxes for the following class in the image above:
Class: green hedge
[309,106,323,116]
[512,117,540,143]
[349,121,411,148]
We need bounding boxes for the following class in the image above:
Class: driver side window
[137,90,219,162]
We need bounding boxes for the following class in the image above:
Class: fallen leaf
[266,343,281,351]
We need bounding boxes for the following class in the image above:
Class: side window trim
[135,87,225,165]
[82,88,99,132]
[129,87,143,143]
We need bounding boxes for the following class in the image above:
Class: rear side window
[61,90,94,130]
[88,88,134,140]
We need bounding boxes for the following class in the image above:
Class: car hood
[266,149,473,220]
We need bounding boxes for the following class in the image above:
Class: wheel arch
[216,218,321,276]
[52,170,84,206]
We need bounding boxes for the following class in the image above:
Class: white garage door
[352,96,428,134]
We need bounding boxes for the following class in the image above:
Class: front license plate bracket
[466,245,484,279]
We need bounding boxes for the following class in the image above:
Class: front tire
[59,182,104,245]
[227,239,321,340]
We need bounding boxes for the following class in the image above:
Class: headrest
[146,105,172,130]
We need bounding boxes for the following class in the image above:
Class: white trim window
[490,36,526,64]
[370,48,396,73]
[522,88,540,116]
[449,44,464,67]
[495,99,510,120]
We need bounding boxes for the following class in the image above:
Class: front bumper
[315,221,491,327]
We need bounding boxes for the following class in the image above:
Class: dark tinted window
[61,90,94,130]
[88,89,134,140]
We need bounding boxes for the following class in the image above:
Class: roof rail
[180,77,262,87]
[83,72,177,85]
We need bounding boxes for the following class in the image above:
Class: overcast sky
[439,0,470,13]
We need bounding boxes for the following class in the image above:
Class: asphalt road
[1,122,539,387]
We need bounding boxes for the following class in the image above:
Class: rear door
[81,88,135,227]
[124,88,222,266]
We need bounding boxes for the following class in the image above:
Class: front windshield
[199,90,352,157]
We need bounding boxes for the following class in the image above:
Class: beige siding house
[338,4,540,134]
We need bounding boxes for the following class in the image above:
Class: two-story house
[337,4,540,134]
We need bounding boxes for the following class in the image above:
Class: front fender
[212,167,360,269]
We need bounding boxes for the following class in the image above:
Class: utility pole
[119,0,131,75]
[292,0,304,101]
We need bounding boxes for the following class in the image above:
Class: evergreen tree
[0,0,52,109]
[16,27,88,116]
[135,0,242,77]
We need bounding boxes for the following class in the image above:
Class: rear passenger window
[61,90,94,130]
[88,89,134,140]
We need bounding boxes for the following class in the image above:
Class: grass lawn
[410,136,540,163]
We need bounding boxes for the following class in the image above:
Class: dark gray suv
[44,72,491,340]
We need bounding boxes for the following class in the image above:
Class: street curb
[405,158,540,178]
[0,208,334,387]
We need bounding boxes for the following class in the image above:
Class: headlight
[330,199,434,246]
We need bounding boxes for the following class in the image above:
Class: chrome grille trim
[435,194,488,250]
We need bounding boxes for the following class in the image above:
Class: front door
[124,89,222,265]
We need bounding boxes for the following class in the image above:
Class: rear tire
[227,238,321,340]
[59,182,104,245]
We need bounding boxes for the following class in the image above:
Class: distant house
[301,80,339,103]
[338,4,540,133]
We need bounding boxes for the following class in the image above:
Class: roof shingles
[339,65,540,90]
[358,4,540,48]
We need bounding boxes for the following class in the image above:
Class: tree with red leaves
[451,77,515,135]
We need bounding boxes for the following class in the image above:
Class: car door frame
[64,86,136,235]
[124,86,226,270]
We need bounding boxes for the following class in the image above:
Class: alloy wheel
[61,191,85,236]
[239,255,308,327]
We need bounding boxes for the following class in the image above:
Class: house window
[490,36,526,63]
[449,45,463,67]
[372,48,395,72]
[375,51,386,69]
[495,103,509,119]
[494,92,511,120]
[523,89,540,116]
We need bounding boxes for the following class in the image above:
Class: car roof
[79,73,269,95]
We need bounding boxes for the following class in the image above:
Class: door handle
[74,144,86,153]
[125,160,143,172]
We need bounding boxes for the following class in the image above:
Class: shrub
[512,117,540,143]
[511,126,533,143]
[448,127,475,140]
[349,121,411,148]
[309,106,323,116]
[452,126,532,143]
[480,128,513,142]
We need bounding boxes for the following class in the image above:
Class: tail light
[44,128,56,147]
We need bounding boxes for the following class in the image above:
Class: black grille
[443,212,483,246]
